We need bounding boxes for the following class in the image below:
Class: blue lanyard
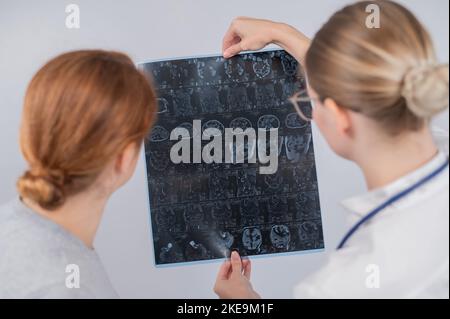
[337,159,449,250]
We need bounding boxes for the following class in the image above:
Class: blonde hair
[17,50,157,210]
[305,0,449,134]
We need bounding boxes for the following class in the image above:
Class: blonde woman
[0,50,157,298]
[214,0,449,299]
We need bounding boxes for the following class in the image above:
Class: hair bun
[401,63,449,118]
[17,166,66,210]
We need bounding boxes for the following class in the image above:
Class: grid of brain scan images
[140,50,324,266]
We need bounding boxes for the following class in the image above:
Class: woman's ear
[114,142,141,183]
[323,97,353,137]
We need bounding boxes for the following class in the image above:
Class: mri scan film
[140,50,324,266]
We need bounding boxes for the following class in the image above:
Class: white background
[0,0,448,298]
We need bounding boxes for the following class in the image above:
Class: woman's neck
[355,128,439,191]
[23,191,108,249]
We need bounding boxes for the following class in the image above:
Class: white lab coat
[294,129,449,299]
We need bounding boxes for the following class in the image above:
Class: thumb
[230,251,242,275]
[223,42,244,58]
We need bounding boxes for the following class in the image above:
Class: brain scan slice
[209,171,230,200]
[184,176,203,202]
[172,88,194,116]
[237,169,258,197]
[258,134,283,160]
[298,221,323,249]
[227,85,250,112]
[257,114,280,131]
[264,171,284,191]
[211,202,233,222]
[293,164,317,191]
[285,112,308,129]
[154,207,176,232]
[268,195,289,223]
[242,199,259,216]
[295,192,320,220]
[224,59,246,80]
[202,119,225,136]
[285,133,312,163]
[280,80,301,101]
[159,242,184,263]
[228,134,257,164]
[156,97,169,114]
[199,87,223,114]
[174,122,195,140]
[185,240,209,261]
[150,178,171,205]
[229,117,253,131]
[183,204,208,231]
[281,53,298,76]
[210,231,235,254]
[255,83,277,109]
[252,56,272,79]
[270,225,291,250]
[149,125,170,142]
[219,231,234,248]
[148,148,170,172]
[242,227,263,252]
[197,60,217,80]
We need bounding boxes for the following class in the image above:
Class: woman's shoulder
[0,198,87,256]
[0,198,117,298]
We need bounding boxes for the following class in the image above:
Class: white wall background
[0,0,448,298]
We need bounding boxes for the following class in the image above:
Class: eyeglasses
[288,90,320,122]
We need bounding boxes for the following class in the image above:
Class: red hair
[17,50,157,210]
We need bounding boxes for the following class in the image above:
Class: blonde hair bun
[17,167,65,210]
[402,63,449,118]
